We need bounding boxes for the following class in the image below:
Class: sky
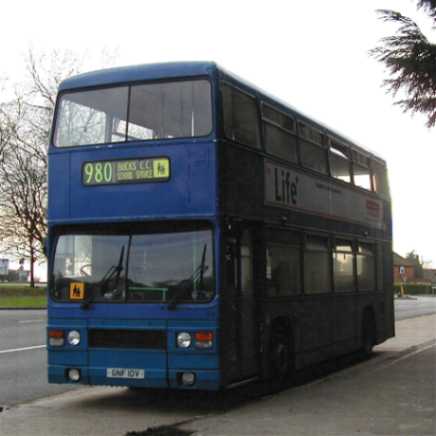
[0,0,435,275]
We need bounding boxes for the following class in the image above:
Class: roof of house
[393,252,421,267]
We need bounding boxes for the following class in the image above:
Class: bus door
[223,226,259,382]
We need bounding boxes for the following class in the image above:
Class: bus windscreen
[51,227,214,304]
[54,79,212,147]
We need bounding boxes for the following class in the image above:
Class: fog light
[67,368,81,382]
[181,372,195,386]
[67,330,80,346]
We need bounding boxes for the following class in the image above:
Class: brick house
[393,252,421,283]
[423,269,436,287]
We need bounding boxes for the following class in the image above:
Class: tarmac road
[395,295,436,320]
[0,310,77,407]
[1,312,434,436]
[0,296,435,408]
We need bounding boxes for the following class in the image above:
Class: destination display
[264,159,384,230]
[82,157,170,186]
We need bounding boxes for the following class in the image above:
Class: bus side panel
[219,142,264,219]
[384,241,395,340]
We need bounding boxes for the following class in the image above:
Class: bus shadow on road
[75,351,379,418]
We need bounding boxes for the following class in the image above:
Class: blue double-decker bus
[47,62,394,390]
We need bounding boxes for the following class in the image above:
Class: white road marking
[18,319,44,324]
[0,345,45,355]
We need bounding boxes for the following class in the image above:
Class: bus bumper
[48,364,220,390]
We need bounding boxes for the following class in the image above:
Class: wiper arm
[168,243,208,310]
[100,245,125,300]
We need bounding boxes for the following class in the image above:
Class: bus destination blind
[82,157,170,186]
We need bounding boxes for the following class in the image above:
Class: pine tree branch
[370,9,436,127]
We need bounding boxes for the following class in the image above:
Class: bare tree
[0,49,116,286]
[370,1,436,127]
[0,97,48,286]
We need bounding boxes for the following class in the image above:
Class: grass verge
[0,284,47,308]
[0,296,47,308]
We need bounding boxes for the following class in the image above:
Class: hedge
[394,283,436,296]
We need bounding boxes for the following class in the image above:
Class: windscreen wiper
[100,245,125,300]
[168,243,208,310]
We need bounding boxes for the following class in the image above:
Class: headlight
[176,332,192,348]
[67,330,81,346]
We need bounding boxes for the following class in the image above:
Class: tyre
[361,313,376,356]
[269,327,294,390]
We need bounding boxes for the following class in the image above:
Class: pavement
[0,313,435,436]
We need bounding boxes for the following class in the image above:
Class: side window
[371,161,389,196]
[304,236,330,294]
[329,142,351,183]
[356,244,375,291]
[240,230,253,293]
[377,243,384,291]
[353,155,372,190]
[333,240,355,292]
[266,242,301,296]
[299,123,328,174]
[262,104,298,163]
[221,84,261,148]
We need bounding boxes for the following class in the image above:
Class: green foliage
[0,284,46,297]
[0,295,46,308]
[371,3,436,127]
[394,283,435,295]
[0,284,46,307]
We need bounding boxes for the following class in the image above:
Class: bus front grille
[88,329,166,349]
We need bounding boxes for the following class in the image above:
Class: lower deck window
[333,241,355,292]
[357,244,375,291]
[266,243,301,296]
[304,236,330,294]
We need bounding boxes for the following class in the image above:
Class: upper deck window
[353,161,372,191]
[129,80,212,141]
[221,84,261,149]
[299,122,328,174]
[53,79,212,147]
[55,87,129,147]
[330,142,351,183]
[262,104,298,163]
[371,161,389,196]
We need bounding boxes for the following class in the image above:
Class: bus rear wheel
[270,328,294,389]
[361,313,376,356]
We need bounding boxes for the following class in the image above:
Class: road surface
[0,310,77,406]
[0,296,435,408]
[395,295,436,320]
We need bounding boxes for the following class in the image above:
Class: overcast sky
[1,0,435,272]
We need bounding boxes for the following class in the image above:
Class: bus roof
[58,61,217,92]
[59,61,386,165]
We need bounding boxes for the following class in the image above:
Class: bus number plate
[82,157,170,186]
[106,368,145,379]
